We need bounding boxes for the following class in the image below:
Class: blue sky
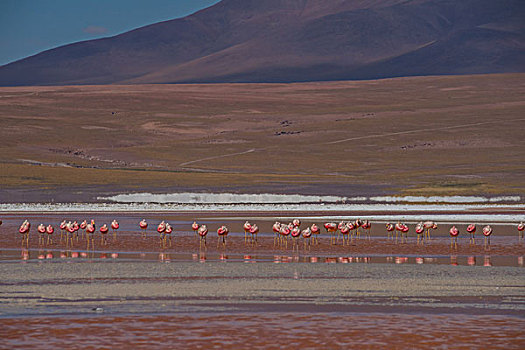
[0,0,221,66]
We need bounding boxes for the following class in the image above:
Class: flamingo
[310,224,320,245]
[100,224,109,245]
[279,224,290,249]
[467,224,476,245]
[80,220,87,239]
[415,222,424,245]
[157,221,166,246]
[72,220,80,242]
[291,226,301,251]
[483,225,492,250]
[198,224,208,250]
[249,224,259,245]
[243,221,252,244]
[164,223,173,248]
[272,222,281,246]
[292,219,301,228]
[340,223,350,245]
[302,227,312,250]
[66,221,75,248]
[192,221,200,240]
[394,222,404,243]
[86,221,95,250]
[347,222,356,242]
[423,221,437,242]
[59,220,67,242]
[324,222,337,245]
[449,225,459,249]
[139,219,148,239]
[517,222,524,241]
[217,225,229,249]
[386,223,395,241]
[400,224,409,244]
[111,220,119,242]
[362,220,371,240]
[46,224,54,245]
[37,224,46,246]
[336,221,347,244]
[354,219,363,239]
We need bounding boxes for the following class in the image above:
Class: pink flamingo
[249,224,259,245]
[100,224,109,245]
[72,221,80,242]
[336,221,347,244]
[80,220,87,239]
[324,222,338,245]
[86,221,95,250]
[467,224,476,245]
[449,225,459,249]
[291,226,301,251]
[164,223,173,247]
[292,219,301,228]
[66,221,75,248]
[394,222,404,243]
[37,224,46,246]
[340,224,350,245]
[192,221,200,239]
[243,221,252,243]
[386,223,395,240]
[272,222,281,246]
[310,224,320,245]
[354,219,363,239]
[59,220,67,242]
[280,224,290,249]
[198,224,208,250]
[423,221,437,242]
[517,222,524,241]
[400,224,409,244]
[111,220,119,242]
[362,220,371,240]
[217,225,229,248]
[46,224,54,245]
[302,227,312,250]
[347,222,356,242]
[483,225,492,250]
[415,222,424,245]
[139,219,148,239]
[157,221,166,246]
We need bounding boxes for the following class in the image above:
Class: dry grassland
[1,73,524,200]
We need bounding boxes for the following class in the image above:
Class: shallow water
[1,212,524,348]
[1,258,525,348]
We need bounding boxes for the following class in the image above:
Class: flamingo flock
[6,218,525,253]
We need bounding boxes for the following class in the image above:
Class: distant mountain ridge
[1,0,524,85]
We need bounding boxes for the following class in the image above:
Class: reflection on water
[1,248,523,267]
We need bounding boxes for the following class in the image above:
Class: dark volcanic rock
[0,0,523,85]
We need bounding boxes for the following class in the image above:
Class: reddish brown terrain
[1,73,524,202]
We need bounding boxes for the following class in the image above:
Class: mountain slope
[0,0,524,85]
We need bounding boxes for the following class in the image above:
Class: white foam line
[98,192,521,204]
[98,192,348,204]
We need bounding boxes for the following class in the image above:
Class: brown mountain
[0,0,524,86]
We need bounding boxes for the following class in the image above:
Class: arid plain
[1,73,524,202]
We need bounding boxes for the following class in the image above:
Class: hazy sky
[0,0,221,66]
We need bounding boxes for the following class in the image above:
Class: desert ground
[1,73,524,202]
